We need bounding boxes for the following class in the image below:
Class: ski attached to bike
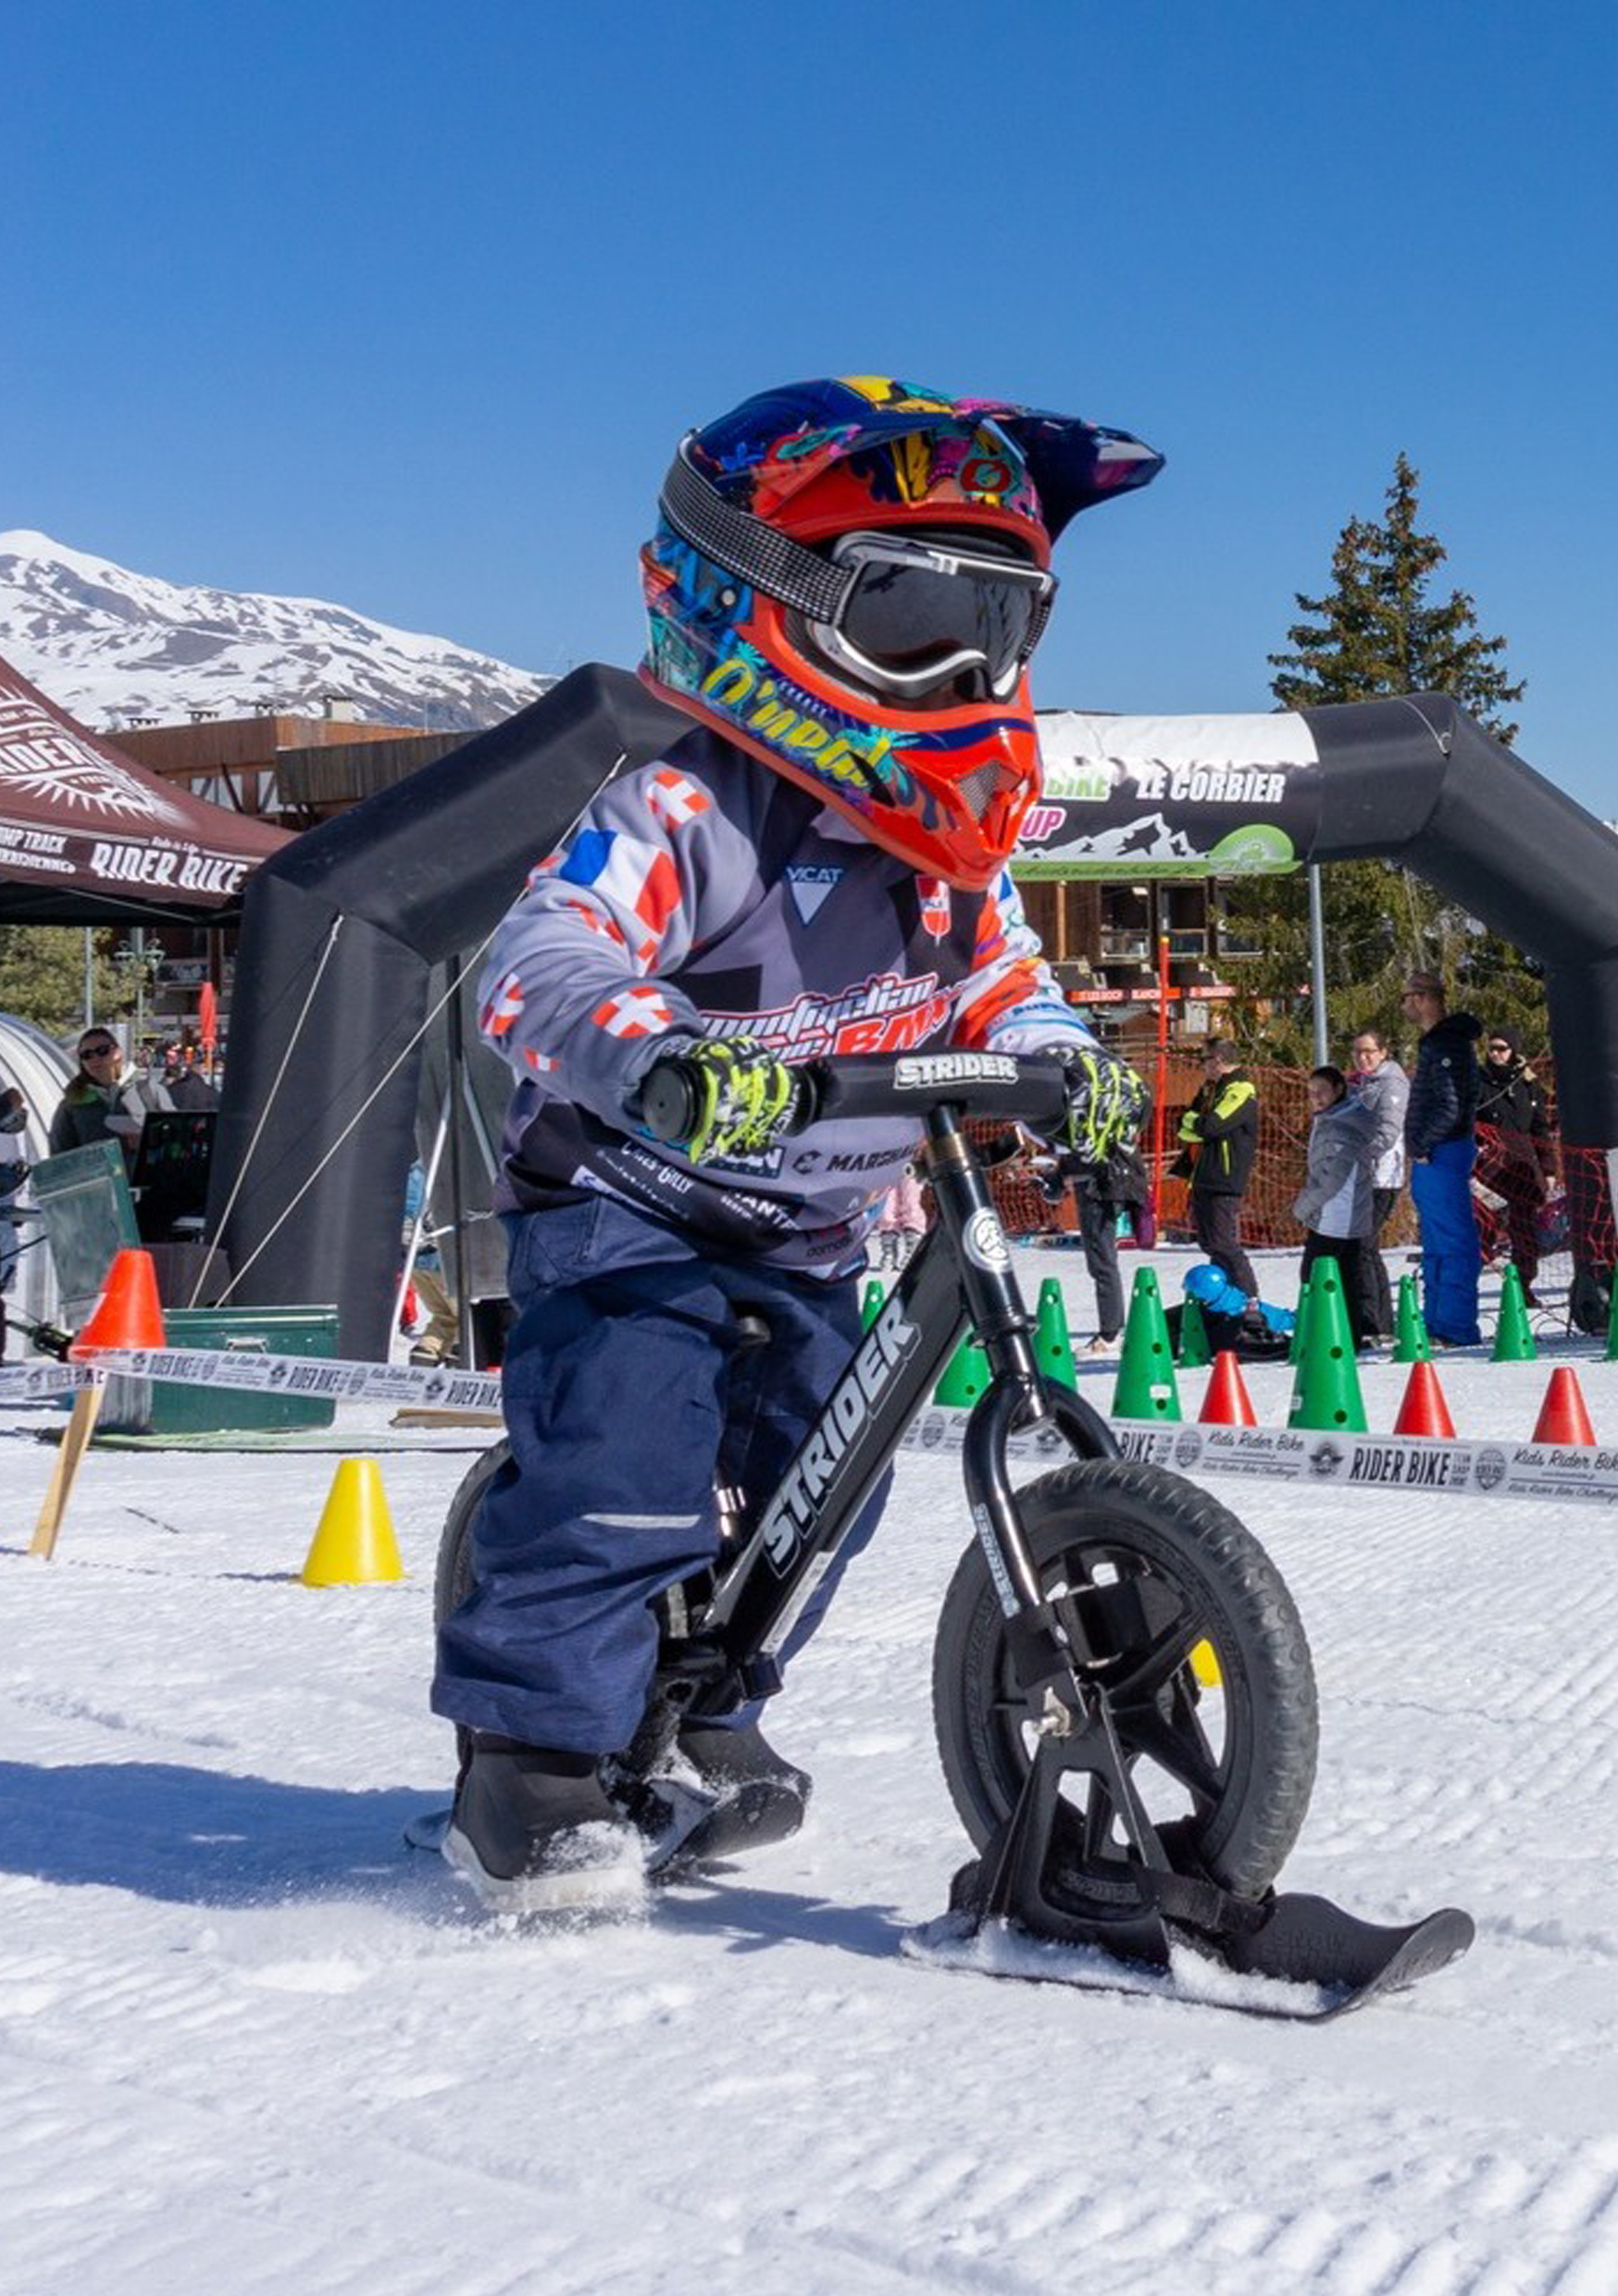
[904,1728,1473,2020]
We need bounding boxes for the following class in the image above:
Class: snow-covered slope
[0,530,552,733]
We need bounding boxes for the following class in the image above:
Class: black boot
[443,1736,644,1915]
[674,1718,813,1853]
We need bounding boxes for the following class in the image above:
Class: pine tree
[1268,453,1525,739]
[0,927,129,1038]
[1226,454,1542,1056]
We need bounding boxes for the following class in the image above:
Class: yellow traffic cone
[301,1458,406,1586]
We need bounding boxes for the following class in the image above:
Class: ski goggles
[807,531,1055,701]
[660,442,1056,700]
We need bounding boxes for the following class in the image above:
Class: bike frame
[663,1054,1118,1711]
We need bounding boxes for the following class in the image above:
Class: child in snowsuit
[433,377,1158,1911]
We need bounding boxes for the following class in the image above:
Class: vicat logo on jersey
[917,878,952,941]
[785,864,844,925]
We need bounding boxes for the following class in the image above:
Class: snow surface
[4,1242,1618,2296]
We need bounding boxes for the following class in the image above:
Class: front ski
[903,1899,1473,2022]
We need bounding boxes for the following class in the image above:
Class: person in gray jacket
[1348,1028,1410,1339]
[1293,1065,1378,1348]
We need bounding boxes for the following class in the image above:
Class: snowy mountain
[0,530,554,733]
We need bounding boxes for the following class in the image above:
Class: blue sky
[6,0,1614,815]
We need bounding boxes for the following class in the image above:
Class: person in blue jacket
[433,377,1157,1914]
[1400,969,1483,1345]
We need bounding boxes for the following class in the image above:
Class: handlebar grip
[638,1054,821,1148]
[638,1057,704,1146]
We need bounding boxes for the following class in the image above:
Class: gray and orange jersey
[478,729,1100,1277]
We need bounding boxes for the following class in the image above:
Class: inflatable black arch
[207,668,1618,1357]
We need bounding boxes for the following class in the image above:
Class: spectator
[403,1160,461,1367]
[48,1031,174,1163]
[1348,1027,1410,1340]
[163,1045,221,1113]
[1475,1024,1557,1304]
[1293,1066,1377,1350]
[1039,1093,1151,1354]
[872,1166,927,1272]
[1176,1039,1258,1301]
[1,1085,29,1361]
[1400,969,1483,1346]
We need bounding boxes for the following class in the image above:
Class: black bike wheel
[433,1438,510,1627]
[932,1458,1317,1899]
[433,1440,510,1770]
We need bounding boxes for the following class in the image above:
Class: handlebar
[638,1049,1072,1150]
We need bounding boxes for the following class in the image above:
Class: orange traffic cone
[1530,1367,1597,1447]
[68,1248,167,1356]
[1200,1351,1258,1428]
[1392,1357,1456,1439]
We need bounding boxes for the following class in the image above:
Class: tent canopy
[0,656,287,926]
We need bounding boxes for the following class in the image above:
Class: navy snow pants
[1410,1137,1482,1345]
[432,1196,890,1754]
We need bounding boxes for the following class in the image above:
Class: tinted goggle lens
[820,537,1052,695]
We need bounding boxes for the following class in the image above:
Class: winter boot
[442,1736,645,1916]
[672,1717,813,1860]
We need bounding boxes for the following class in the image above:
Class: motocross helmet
[640,377,1163,889]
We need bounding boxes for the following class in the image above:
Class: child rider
[434,377,1159,1912]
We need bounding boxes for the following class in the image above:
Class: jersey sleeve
[949,867,1103,1057]
[475,757,757,1127]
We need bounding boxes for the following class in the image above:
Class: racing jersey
[478,729,1100,1277]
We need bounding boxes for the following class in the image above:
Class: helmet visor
[813,532,1055,702]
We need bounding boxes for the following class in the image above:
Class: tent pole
[394,1090,452,1344]
[445,954,474,1369]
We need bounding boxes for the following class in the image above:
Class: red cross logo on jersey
[592,985,676,1039]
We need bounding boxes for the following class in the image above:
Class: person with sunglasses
[1475,1024,1557,1304]
[47,1030,173,1162]
[435,378,1160,1913]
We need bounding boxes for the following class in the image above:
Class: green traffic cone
[1034,1278,1077,1390]
[934,1328,989,1407]
[1288,1274,1312,1366]
[1177,1293,1213,1368]
[860,1278,887,1331]
[1492,1265,1537,1363]
[1112,1267,1182,1422]
[1392,1273,1431,1364]
[1288,1257,1367,1432]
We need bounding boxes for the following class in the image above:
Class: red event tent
[0,655,287,925]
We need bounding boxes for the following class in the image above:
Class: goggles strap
[660,443,851,623]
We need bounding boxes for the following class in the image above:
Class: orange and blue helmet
[641,377,1162,889]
